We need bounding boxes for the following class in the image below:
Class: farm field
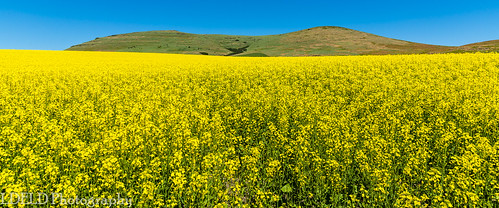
[0,50,498,207]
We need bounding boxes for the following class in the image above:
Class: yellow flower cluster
[0,50,498,207]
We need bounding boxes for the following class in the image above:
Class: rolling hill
[66,26,496,56]
[459,40,499,52]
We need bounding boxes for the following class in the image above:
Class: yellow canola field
[0,50,498,207]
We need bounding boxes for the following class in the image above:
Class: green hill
[67,26,492,56]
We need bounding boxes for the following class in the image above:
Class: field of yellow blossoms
[0,50,498,207]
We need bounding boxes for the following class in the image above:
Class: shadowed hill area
[66,26,496,56]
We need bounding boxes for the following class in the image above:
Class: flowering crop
[0,50,498,207]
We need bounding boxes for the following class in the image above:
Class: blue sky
[1,0,499,50]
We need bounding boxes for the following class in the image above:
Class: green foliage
[281,184,293,193]
[237,52,269,57]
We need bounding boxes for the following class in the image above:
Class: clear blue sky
[2,0,499,50]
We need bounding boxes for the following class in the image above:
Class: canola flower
[0,50,498,207]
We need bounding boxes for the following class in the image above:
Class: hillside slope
[459,40,499,52]
[67,26,458,56]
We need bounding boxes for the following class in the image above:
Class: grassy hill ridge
[66,26,497,56]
